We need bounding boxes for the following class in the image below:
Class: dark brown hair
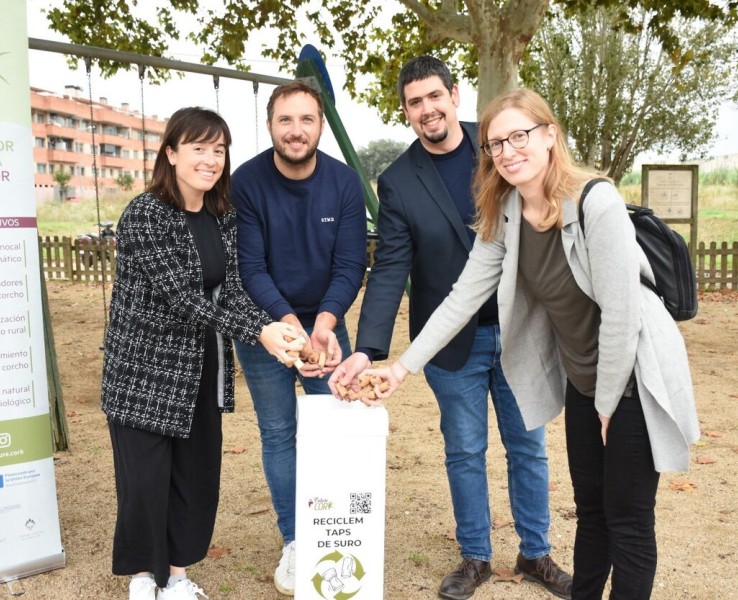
[266,81,324,123]
[147,107,233,216]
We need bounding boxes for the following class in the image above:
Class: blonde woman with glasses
[362,88,699,599]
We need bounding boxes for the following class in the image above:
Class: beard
[423,128,449,144]
[421,114,449,145]
[272,136,320,167]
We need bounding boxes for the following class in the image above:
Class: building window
[100,143,121,157]
[35,137,45,148]
[35,113,46,124]
[48,113,65,127]
[37,163,47,174]
[76,166,85,176]
[74,143,84,153]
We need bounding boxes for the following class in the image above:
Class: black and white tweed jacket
[101,192,271,437]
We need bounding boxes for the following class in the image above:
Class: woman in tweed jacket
[102,107,301,600]
[365,90,699,599]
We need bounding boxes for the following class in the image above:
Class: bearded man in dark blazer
[330,56,572,600]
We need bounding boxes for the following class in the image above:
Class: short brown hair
[266,81,324,123]
[148,107,233,216]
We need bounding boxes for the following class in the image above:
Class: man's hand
[358,361,409,406]
[328,352,372,398]
[307,312,341,377]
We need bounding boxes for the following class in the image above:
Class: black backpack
[578,178,698,321]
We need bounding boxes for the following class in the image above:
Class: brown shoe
[438,558,492,600]
[514,553,572,599]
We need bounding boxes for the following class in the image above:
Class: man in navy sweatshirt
[231,80,367,596]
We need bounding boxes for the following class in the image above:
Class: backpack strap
[577,177,659,298]
[577,177,610,235]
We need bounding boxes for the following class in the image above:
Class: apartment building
[31,86,168,202]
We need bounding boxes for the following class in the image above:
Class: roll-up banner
[0,0,66,582]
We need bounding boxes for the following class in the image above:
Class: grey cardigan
[401,181,700,472]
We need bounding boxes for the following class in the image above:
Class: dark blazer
[101,192,271,437]
[356,122,497,370]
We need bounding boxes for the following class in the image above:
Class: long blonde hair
[473,88,598,241]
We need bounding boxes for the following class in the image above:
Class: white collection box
[295,394,389,599]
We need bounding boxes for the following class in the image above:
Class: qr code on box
[350,492,372,514]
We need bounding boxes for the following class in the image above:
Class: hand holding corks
[333,373,391,402]
[284,335,331,371]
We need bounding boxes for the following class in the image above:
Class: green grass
[409,551,428,567]
[36,192,131,238]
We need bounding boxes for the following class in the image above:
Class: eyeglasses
[480,124,546,158]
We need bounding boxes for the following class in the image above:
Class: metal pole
[28,37,293,87]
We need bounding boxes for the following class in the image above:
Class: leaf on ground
[703,430,723,438]
[226,445,247,454]
[207,546,230,558]
[549,482,558,492]
[389,423,400,433]
[695,455,717,464]
[445,527,456,541]
[669,478,697,492]
[66,410,78,417]
[492,567,524,583]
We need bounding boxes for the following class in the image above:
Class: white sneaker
[274,541,296,596]
[157,579,208,599]
[129,576,157,600]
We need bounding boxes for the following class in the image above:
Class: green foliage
[36,192,130,237]
[52,169,72,187]
[52,169,72,200]
[700,166,738,187]
[43,1,737,121]
[520,5,738,183]
[620,167,738,188]
[115,172,135,191]
[619,171,642,186]
[356,139,408,180]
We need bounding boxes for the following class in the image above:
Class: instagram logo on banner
[0,433,11,448]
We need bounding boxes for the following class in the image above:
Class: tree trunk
[476,45,520,116]
[473,0,549,117]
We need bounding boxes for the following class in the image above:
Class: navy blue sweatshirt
[231,149,367,326]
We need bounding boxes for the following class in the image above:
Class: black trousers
[565,381,660,600]
[109,328,222,588]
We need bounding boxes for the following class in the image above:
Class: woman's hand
[599,414,611,445]
[258,322,305,365]
[359,361,410,407]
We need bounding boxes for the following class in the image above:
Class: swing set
[28,37,380,451]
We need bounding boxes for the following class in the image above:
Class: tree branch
[396,0,473,44]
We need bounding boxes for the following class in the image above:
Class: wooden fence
[39,236,116,283]
[39,236,737,290]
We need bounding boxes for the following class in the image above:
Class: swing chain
[253,81,259,153]
[85,57,110,335]
[138,64,148,187]
[213,75,220,114]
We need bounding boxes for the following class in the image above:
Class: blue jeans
[423,324,551,562]
[234,321,351,544]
